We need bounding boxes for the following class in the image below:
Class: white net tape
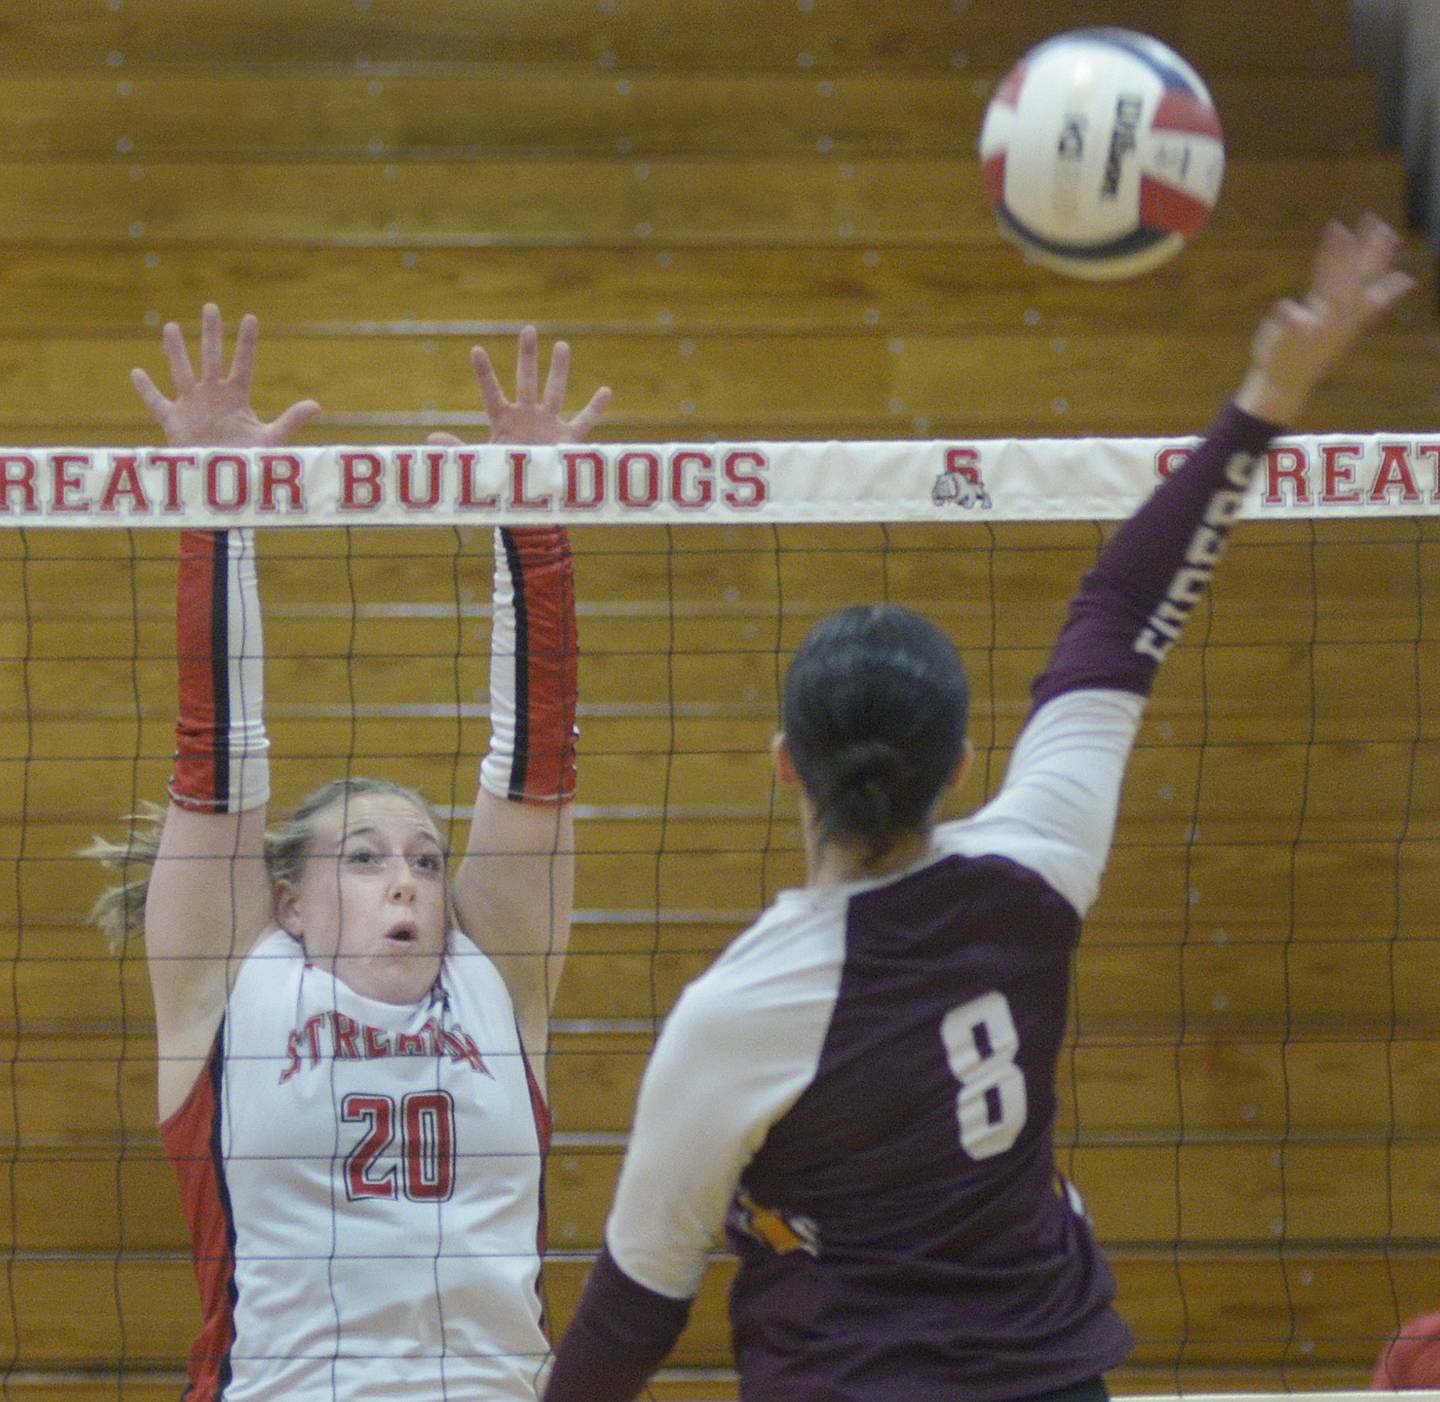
[0,434,1438,526]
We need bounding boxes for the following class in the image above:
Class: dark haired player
[541,216,1413,1402]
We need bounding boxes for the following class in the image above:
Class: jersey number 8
[940,991,1027,1159]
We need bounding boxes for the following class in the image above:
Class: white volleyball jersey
[162,928,550,1402]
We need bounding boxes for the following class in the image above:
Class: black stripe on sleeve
[209,530,231,809]
[500,527,530,801]
[207,1023,239,1397]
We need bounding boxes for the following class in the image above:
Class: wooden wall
[0,1,1437,1396]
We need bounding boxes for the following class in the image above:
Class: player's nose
[387,859,418,901]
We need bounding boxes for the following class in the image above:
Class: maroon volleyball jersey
[544,403,1280,1402]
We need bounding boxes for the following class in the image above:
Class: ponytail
[85,777,446,950]
[84,803,167,951]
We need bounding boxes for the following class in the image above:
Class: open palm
[131,302,320,448]
[429,325,611,449]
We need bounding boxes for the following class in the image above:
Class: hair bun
[830,740,907,791]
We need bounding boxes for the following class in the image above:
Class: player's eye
[412,851,443,874]
[343,848,378,865]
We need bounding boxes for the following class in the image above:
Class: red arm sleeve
[480,526,579,804]
[170,528,269,814]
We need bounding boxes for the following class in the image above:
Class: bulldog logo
[933,447,992,509]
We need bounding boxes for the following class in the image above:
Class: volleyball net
[1,434,1437,1396]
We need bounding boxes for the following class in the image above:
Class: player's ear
[275,880,303,937]
[949,739,975,791]
[772,732,800,786]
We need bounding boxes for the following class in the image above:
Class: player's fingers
[199,302,224,381]
[1364,270,1418,319]
[426,431,465,446]
[1356,209,1388,242]
[1358,221,1404,289]
[1307,221,1357,303]
[514,325,540,404]
[567,384,612,441]
[162,320,197,393]
[266,398,322,442]
[1313,216,1400,316]
[1354,211,1398,264]
[1251,300,1308,363]
[130,366,172,421]
[229,313,259,388]
[542,340,571,414]
[1274,298,1312,333]
[469,346,509,421]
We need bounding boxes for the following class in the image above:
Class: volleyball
[978,28,1225,280]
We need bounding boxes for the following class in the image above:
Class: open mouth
[385,923,418,945]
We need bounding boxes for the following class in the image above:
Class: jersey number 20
[940,991,1027,1159]
[341,1090,457,1203]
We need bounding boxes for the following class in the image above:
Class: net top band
[0,436,1437,526]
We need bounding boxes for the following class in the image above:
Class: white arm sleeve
[604,965,833,1299]
[947,687,1145,917]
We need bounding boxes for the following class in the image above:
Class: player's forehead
[313,792,443,848]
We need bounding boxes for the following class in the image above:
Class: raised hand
[428,325,611,449]
[1237,214,1416,425]
[131,302,321,448]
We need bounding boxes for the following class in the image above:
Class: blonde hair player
[541,217,1414,1402]
[91,308,608,1401]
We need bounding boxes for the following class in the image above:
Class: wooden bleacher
[0,0,1437,1395]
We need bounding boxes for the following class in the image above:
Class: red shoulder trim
[161,1032,237,1400]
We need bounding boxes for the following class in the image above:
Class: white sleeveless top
[163,927,550,1401]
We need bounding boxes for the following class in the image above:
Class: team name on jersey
[1133,449,1255,663]
[278,1011,493,1084]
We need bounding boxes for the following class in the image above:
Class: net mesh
[0,503,1436,1397]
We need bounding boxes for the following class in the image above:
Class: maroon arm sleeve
[542,1246,692,1402]
[1030,401,1280,713]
